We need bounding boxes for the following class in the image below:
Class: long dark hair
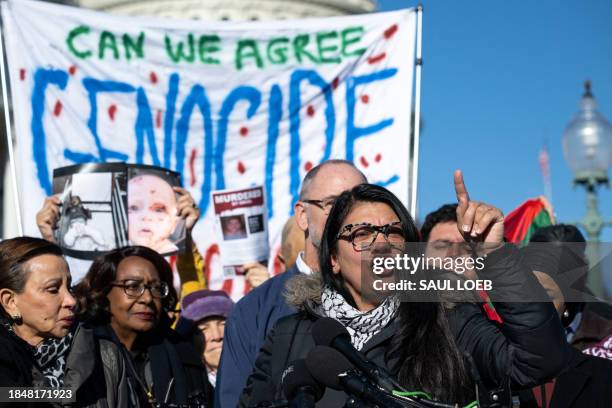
[319,184,472,403]
[74,246,176,326]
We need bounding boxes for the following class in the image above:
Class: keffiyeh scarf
[320,285,399,351]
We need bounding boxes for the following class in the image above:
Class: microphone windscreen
[281,359,324,401]
[312,317,350,347]
[305,346,354,390]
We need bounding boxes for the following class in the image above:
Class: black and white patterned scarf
[34,333,73,387]
[1,321,72,387]
[320,285,399,351]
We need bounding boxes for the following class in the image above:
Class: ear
[331,253,341,275]
[0,288,18,318]
[294,202,309,233]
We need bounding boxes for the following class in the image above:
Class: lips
[60,316,74,325]
[138,228,153,237]
[133,311,156,321]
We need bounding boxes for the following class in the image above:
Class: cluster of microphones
[251,318,478,408]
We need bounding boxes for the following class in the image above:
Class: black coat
[99,324,213,407]
[239,245,569,407]
[519,347,612,408]
[0,323,39,387]
[238,305,400,408]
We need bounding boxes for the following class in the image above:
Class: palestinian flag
[504,198,553,246]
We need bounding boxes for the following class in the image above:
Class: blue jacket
[215,265,299,408]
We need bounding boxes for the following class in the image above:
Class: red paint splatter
[68,65,77,76]
[108,104,117,121]
[367,53,386,64]
[168,255,177,270]
[384,24,398,39]
[189,148,197,187]
[53,100,62,117]
[239,127,249,137]
[155,110,163,128]
[331,77,340,90]
[360,156,369,168]
[222,279,233,296]
[304,161,313,172]
[306,105,315,117]
[375,153,382,162]
[19,69,25,81]
[361,94,370,104]
[150,71,158,84]
[237,161,246,174]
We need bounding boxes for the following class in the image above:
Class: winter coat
[95,324,213,407]
[0,322,126,408]
[239,245,569,407]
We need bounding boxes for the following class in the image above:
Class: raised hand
[36,194,61,243]
[174,187,200,231]
[454,170,504,244]
[244,262,270,288]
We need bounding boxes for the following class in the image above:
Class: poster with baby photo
[53,163,129,260]
[127,166,186,255]
[53,164,185,259]
[211,186,269,278]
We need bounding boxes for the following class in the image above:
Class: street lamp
[562,80,612,298]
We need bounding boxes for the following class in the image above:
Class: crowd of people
[1,159,611,407]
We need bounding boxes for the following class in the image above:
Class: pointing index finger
[454,170,470,210]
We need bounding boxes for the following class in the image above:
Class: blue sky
[378,0,612,245]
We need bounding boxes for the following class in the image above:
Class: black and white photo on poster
[53,163,185,259]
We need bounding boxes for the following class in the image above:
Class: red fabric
[476,289,503,324]
[532,378,557,408]
[504,199,546,244]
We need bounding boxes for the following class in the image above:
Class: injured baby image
[127,171,183,255]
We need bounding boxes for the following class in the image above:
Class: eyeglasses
[336,222,405,251]
[110,279,169,299]
[302,198,336,215]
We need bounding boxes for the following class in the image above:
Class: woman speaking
[239,173,568,407]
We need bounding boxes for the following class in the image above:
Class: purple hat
[176,290,234,336]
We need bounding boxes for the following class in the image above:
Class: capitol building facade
[74,0,376,20]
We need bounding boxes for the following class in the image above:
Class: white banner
[2,0,417,299]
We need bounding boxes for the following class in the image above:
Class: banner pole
[410,4,423,219]
[0,7,24,236]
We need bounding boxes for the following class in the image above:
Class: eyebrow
[43,278,62,286]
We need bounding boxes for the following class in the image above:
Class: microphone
[311,317,404,393]
[306,347,456,408]
[305,346,418,408]
[281,359,325,408]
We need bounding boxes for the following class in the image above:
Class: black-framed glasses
[111,279,169,299]
[336,221,405,251]
[302,198,336,215]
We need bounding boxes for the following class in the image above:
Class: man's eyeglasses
[302,198,336,215]
[110,279,169,299]
[336,222,406,251]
